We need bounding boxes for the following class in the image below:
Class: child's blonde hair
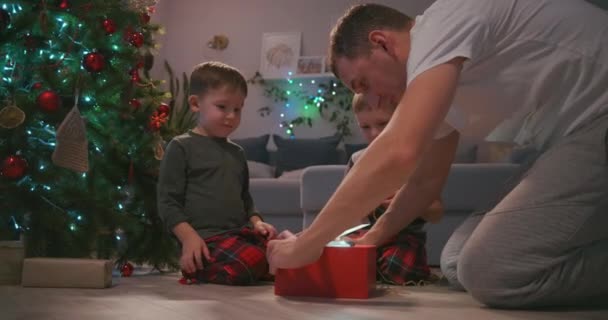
[189,61,248,97]
[352,93,396,114]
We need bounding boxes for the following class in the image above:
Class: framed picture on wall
[296,56,325,75]
[260,32,301,79]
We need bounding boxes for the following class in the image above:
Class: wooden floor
[1,271,607,320]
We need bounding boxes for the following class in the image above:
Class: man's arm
[298,58,465,249]
[362,130,459,246]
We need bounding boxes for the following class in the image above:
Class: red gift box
[274,244,376,299]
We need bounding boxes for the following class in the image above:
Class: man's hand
[266,230,324,274]
[253,221,278,239]
[180,233,211,274]
[345,229,382,247]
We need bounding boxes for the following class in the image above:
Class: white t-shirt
[408,0,608,149]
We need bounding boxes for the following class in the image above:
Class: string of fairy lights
[276,71,338,138]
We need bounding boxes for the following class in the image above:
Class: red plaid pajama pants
[180,227,270,286]
[351,229,431,285]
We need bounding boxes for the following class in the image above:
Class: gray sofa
[249,177,302,232]
[297,163,520,266]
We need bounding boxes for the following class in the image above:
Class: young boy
[345,93,443,285]
[158,62,277,285]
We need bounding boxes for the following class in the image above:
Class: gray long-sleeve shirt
[157,131,259,239]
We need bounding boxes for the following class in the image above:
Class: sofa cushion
[247,161,275,178]
[278,168,305,180]
[273,135,342,176]
[232,135,270,164]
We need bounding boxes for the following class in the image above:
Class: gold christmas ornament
[154,139,165,160]
[0,104,26,129]
[52,105,89,173]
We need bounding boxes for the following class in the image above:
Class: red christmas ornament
[101,18,116,35]
[123,29,133,42]
[129,69,140,83]
[157,103,170,116]
[24,35,40,51]
[148,111,168,131]
[57,0,70,10]
[37,90,60,112]
[120,262,134,277]
[127,32,144,47]
[1,155,28,180]
[129,99,141,110]
[179,270,199,285]
[141,13,151,24]
[32,82,43,90]
[82,52,106,73]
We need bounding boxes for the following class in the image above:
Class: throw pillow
[232,135,270,164]
[273,134,341,176]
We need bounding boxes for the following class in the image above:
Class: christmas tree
[0,0,179,270]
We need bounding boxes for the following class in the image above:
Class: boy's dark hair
[189,61,248,97]
[329,4,412,77]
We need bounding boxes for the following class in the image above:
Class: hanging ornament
[37,90,61,112]
[1,155,28,180]
[122,0,157,12]
[157,103,170,117]
[148,110,168,132]
[129,99,141,110]
[154,139,165,160]
[101,18,116,35]
[127,32,144,47]
[82,52,106,73]
[32,82,43,90]
[179,270,199,285]
[129,68,140,83]
[141,12,151,24]
[52,101,89,173]
[57,0,71,10]
[24,34,41,52]
[0,104,26,129]
[120,262,134,277]
[0,8,10,33]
